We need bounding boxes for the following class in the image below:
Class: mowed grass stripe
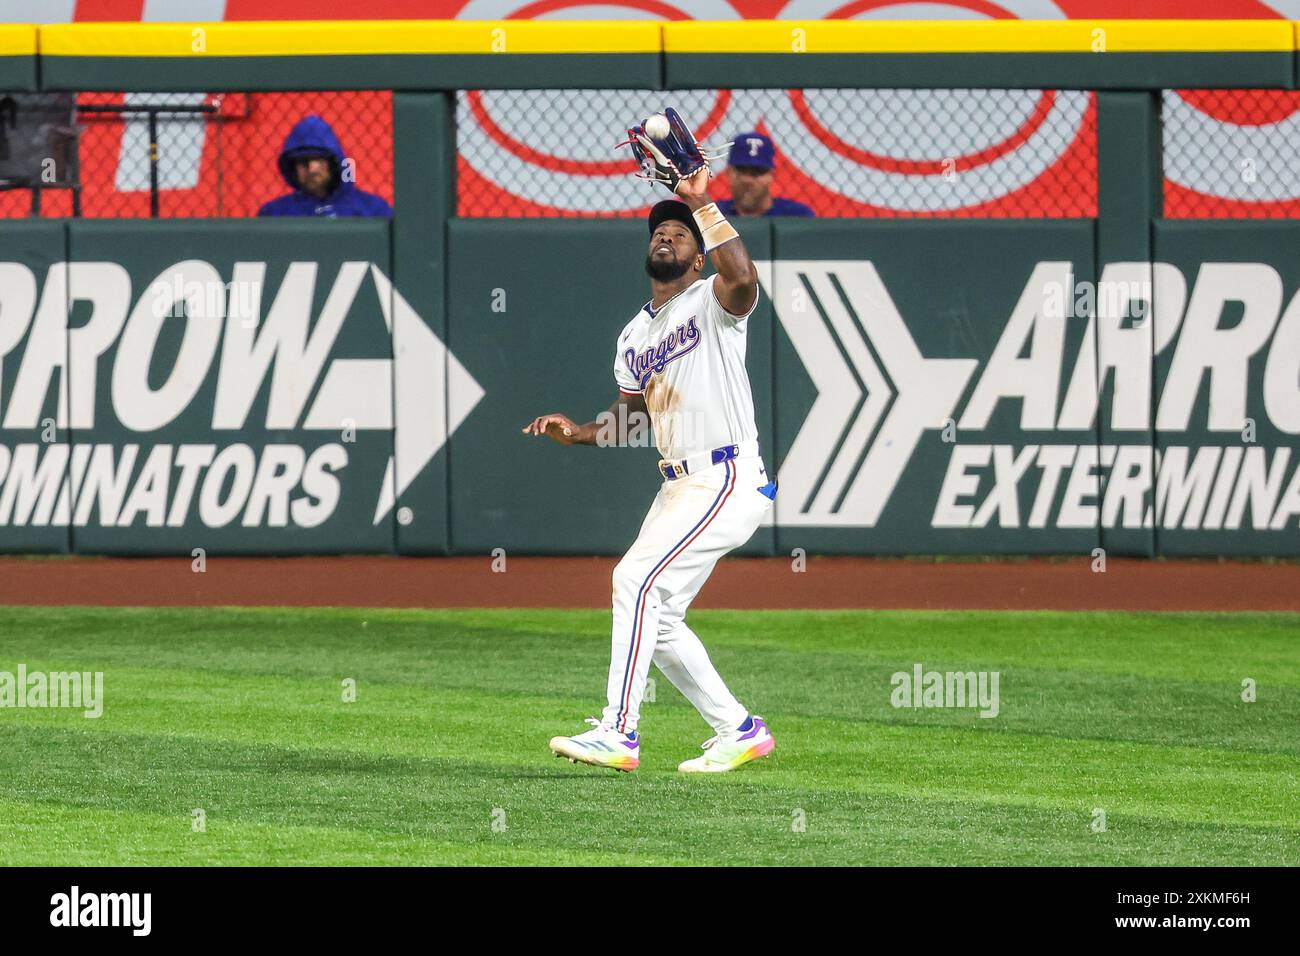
[1,729,1293,866]
[5,622,1298,758]
[3,607,1298,686]
[5,647,1294,764]
[1,607,1296,865]
[2,693,1296,830]
[0,799,692,867]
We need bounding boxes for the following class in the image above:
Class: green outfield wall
[0,22,1297,556]
[1,216,1297,557]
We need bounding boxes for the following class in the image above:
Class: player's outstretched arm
[522,392,648,447]
[675,169,758,317]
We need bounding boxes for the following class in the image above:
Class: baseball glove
[620,108,729,194]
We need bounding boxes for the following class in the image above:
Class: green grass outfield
[1,606,1296,866]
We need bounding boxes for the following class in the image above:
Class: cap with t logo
[727,131,775,171]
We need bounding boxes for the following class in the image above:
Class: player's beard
[644,252,692,282]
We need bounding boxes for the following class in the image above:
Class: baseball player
[522,110,776,774]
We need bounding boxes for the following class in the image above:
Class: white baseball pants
[602,455,774,736]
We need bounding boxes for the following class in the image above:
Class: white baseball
[644,113,670,138]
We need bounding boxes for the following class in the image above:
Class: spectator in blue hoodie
[258,114,392,218]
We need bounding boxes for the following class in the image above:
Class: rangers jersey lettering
[613,274,760,461]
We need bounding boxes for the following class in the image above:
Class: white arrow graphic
[370,265,484,524]
[301,264,484,525]
[765,260,977,527]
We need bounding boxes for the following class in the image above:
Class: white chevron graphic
[300,265,484,525]
[765,261,978,527]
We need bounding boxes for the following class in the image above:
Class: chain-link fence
[457,88,1098,218]
[1163,89,1300,218]
[0,90,393,219]
[9,87,1300,220]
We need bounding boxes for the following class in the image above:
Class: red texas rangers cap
[648,199,705,254]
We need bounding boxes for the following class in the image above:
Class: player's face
[645,221,701,281]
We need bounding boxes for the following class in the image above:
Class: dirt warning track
[0,556,1296,612]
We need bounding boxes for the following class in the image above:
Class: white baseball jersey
[613,274,760,461]
[598,275,774,738]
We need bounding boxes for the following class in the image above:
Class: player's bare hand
[521,413,583,444]
[673,165,711,204]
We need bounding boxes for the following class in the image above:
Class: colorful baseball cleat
[549,717,640,772]
[677,715,774,773]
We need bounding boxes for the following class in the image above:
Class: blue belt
[658,441,757,481]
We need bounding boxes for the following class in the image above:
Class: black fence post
[147,109,159,218]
